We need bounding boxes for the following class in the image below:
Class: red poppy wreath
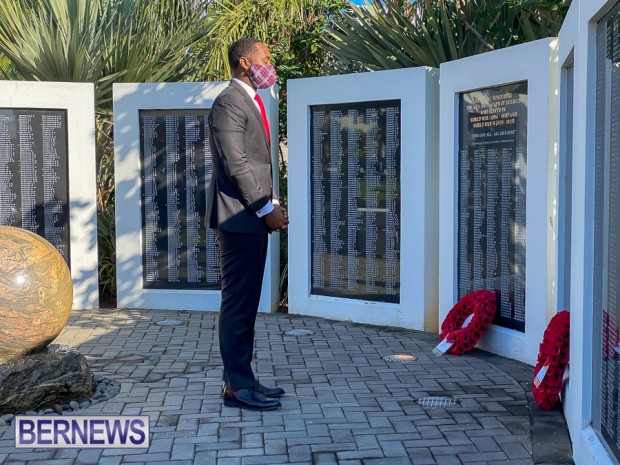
[434,290,497,356]
[532,310,570,410]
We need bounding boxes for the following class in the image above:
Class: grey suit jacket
[206,81,273,235]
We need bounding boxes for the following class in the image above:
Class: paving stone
[122,453,171,463]
[140,456,194,465]
[312,452,339,464]
[427,456,463,465]
[415,425,442,438]
[3,452,55,461]
[469,436,502,452]
[499,442,533,459]
[459,451,509,462]
[193,450,217,464]
[403,439,449,448]
[241,455,290,464]
[354,434,381,450]
[465,427,512,438]
[171,443,195,461]
[287,444,312,462]
[363,458,413,465]
[430,445,478,455]
[392,421,418,433]
[96,458,122,465]
[337,449,384,460]
[75,449,103,465]
[532,441,574,464]
[408,448,437,464]
[307,423,330,437]
[148,438,174,454]
[219,427,241,442]
[53,450,80,459]
[441,431,472,445]
[264,438,287,455]
[218,447,265,458]
[311,442,358,453]
[486,460,535,465]
[380,440,408,457]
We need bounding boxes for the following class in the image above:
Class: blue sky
[349,0,367,4]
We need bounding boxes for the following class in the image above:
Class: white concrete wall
[0,81,99,310]
[287,67,439,331]
[438,39,559,365]
[560,0,620,464]
[113,82,280,312]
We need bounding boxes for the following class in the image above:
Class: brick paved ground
[0,309,573,465]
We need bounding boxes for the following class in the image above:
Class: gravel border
[0,376,121,426]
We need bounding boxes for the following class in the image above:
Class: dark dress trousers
[206,80,273,390]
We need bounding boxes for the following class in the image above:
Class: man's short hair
[228,38,260,71]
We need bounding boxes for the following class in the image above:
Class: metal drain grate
[416,396,461,408]
[155,320,184,327]
[284,329,314,336]
[382,354,418,363]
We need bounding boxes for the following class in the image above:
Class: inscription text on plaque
[594,7,620,460]
[310,100,401,303]
[139,109,220,290]
[0,108,70,262]
[457,83,528,332]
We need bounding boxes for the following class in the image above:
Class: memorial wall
[0,108,70,262]
[114,82,279,312]
[310,100,401,303]
[0,81,99,309]
[558,1,620,463]
[139,110,220,290]
[592,5,620,460]
[457,83,528,332]
[288,68,439,330]
[439,38,558,364]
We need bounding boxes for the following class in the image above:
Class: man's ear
[239,56,252,71]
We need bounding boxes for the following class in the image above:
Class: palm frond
[0,0,212,110]
[199,0,318,80]
[323,0,570,71]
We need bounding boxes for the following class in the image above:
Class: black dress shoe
[254,381,285,398]
[222,388,281,411]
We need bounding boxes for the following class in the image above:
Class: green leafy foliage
[0,0,212,111]
[0,52,15,77]
[95,116,116,297]
[324,0,571,71]
[197,0,347,140]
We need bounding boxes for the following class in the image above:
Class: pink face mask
[247,63,277,89]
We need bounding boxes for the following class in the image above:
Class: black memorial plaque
[310,100,401,303]
[457,83,528,332]
[0,108,70,263]
[594,6,620,460]
[139,110,220,289]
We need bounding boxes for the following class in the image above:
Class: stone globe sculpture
[0,226,73,362]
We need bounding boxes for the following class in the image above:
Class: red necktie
[254,93,271,144]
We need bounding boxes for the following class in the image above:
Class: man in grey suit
[207,38,289,411]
